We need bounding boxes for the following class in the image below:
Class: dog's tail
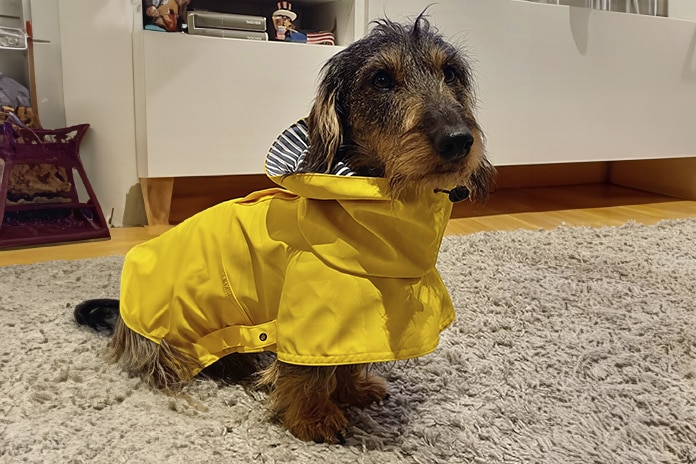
[74,298,121,335]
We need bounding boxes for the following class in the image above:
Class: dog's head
[301,13,495,201]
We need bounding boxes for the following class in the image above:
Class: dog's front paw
[284,401,348,444]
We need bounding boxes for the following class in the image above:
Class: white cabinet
[133,0,367,179]
[136,0,696,180]
[57,0,696,225]
[131,0,370,224]
[134,32,341,177]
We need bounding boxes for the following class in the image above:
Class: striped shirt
[265,119,356,177]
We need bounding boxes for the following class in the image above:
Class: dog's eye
[443,66,457,84]
[372,71,396,90]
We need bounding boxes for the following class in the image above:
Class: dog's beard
[366,131,493,202]
[466,157,496,203]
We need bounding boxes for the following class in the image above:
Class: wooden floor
[445,183,696,235]
[1,183,694,266]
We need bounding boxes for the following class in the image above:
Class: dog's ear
[304,60,343,174]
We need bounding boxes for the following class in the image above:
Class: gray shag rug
[1,219,695,464]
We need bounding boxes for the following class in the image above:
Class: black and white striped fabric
[265,119,356,177]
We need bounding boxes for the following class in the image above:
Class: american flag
[306,31,335,45]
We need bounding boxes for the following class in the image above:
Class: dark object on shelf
[186,11,269,41]
[0,122,110,249]
[187,10,266,32]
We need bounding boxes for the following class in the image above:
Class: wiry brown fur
[257,363,387,443]
[109,318,202,391]
[303,15,495,201]
[89,12,495,445]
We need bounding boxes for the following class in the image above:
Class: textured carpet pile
[1,219,694,463]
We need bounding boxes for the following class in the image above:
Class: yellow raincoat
[120,153,455,378]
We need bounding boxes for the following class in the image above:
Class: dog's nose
[434,128,474,161]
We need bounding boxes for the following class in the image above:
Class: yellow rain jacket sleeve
[120,155,455,377]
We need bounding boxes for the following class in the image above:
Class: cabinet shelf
[153,0,362,46]
[4,201,97,213]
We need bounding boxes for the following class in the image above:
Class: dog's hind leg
[74,298,120,335]
[258,361,348,444]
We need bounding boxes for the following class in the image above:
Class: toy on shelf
[271,1,336,45]
[272,1,306,42]
[143,0,190,32]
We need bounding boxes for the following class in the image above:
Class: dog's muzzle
[433,126,474,161]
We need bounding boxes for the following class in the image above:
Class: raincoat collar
[263,120,453,279]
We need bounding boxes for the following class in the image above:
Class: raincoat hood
[271,173,451,279]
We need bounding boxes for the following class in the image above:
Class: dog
[75,13,495,444]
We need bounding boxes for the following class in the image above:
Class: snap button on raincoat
[119,123,456,377]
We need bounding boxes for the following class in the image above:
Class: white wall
[57,0,142,227]
[30,0,66,129]
[669,0,696,21]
